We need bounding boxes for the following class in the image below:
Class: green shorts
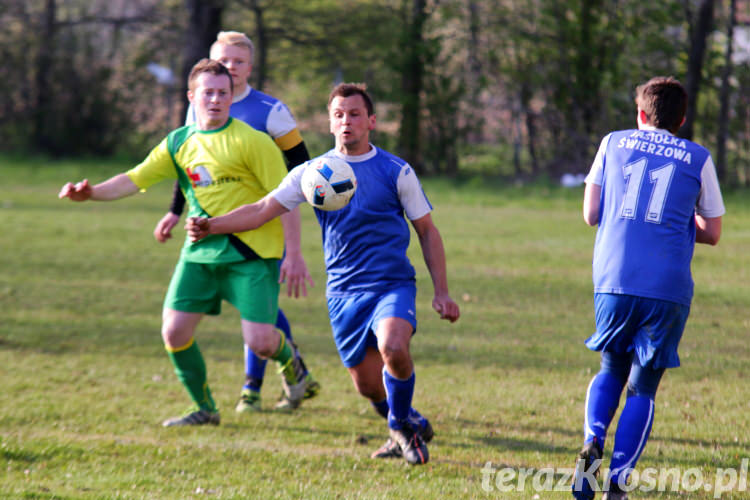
[164,258,280,324]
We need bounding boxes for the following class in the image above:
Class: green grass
[1,158,749,499]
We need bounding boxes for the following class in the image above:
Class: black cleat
[389,423,429,465]
[572,438,603,500]
[370,437,403,459]
[371,420,433,460]
[419,419,434,443]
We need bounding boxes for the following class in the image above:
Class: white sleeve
[696,155,725,218]
[269,164,307,210]
[265,101,298,139]
[584,134,611,186]
[184,103,196,125]
[397,163,432,220]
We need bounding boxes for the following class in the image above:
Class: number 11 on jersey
[620,157,675,224]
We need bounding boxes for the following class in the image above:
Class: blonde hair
[210,31,254,65]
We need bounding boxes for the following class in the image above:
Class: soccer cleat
[389,423,429,465]
[303,374,322,399]
[235,389,262,413]
[370,437,403,459]
[289,350,320,400]
[162,408,220,427]
[602,482,628,500]
[572,438,603,500]
[416,418,434,443]
[371,417,434,460]
[273,375,307,411]
[602,491,628,500]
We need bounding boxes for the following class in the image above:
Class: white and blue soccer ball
[300,156,357,211]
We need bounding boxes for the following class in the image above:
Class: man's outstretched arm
[185,195,289,242]
[59,173,139,202]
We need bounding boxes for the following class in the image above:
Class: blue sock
[243,344,266,392]
[584,371,627,444]
[371,399,390,419]
[608,395,655,488]
[408,407,429,430]
[373,398,428,430]
[275,308,292,339]
[383,368,415,430]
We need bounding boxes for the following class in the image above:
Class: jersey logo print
[186,165,213,188]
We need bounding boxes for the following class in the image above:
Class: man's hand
[433,293,460,323]
[185,217,211,242]
[279,252,314,298]
[58,179,93,201]
[154,212,181,243]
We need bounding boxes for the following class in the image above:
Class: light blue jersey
[586,127,725,306]
[272,145,432,295]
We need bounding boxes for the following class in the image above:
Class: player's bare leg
[241,320,307,409]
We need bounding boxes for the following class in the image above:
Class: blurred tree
[679,0,715,140]
[227,0,402,153]
[716,0,737,182]
[233,0,269,91]
[33,0,56,153]
[180,0,224,122]
[0,0,161,156]
[397,0,427,172]
[2,0,749,183]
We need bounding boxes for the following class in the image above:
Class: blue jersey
[272,146,433,295]
[586,128,724,306]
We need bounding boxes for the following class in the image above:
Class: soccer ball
[300,156,357,211]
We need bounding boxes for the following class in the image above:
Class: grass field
[1,159,749,499]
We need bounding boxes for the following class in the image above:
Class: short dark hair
[635,76,687,134]
[328,83,374,116]
[188,58,233,94]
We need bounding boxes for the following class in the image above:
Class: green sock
[166,339,216,412]
[270,335,297,385]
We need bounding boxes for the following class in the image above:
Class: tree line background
[2,0,750,185]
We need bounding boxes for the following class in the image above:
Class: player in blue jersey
[184,83,461,465]
[572,77,724,500]
[152,31,319,413]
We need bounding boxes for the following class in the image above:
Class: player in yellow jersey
[153,31,319,413]
[59,59,313,426]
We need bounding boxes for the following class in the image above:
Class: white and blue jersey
[271,145,432,296]
[585,126,725,306]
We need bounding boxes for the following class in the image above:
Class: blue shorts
[586,293,690,369]
[327,285,418,368]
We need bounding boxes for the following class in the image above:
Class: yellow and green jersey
[127,118,287,263]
